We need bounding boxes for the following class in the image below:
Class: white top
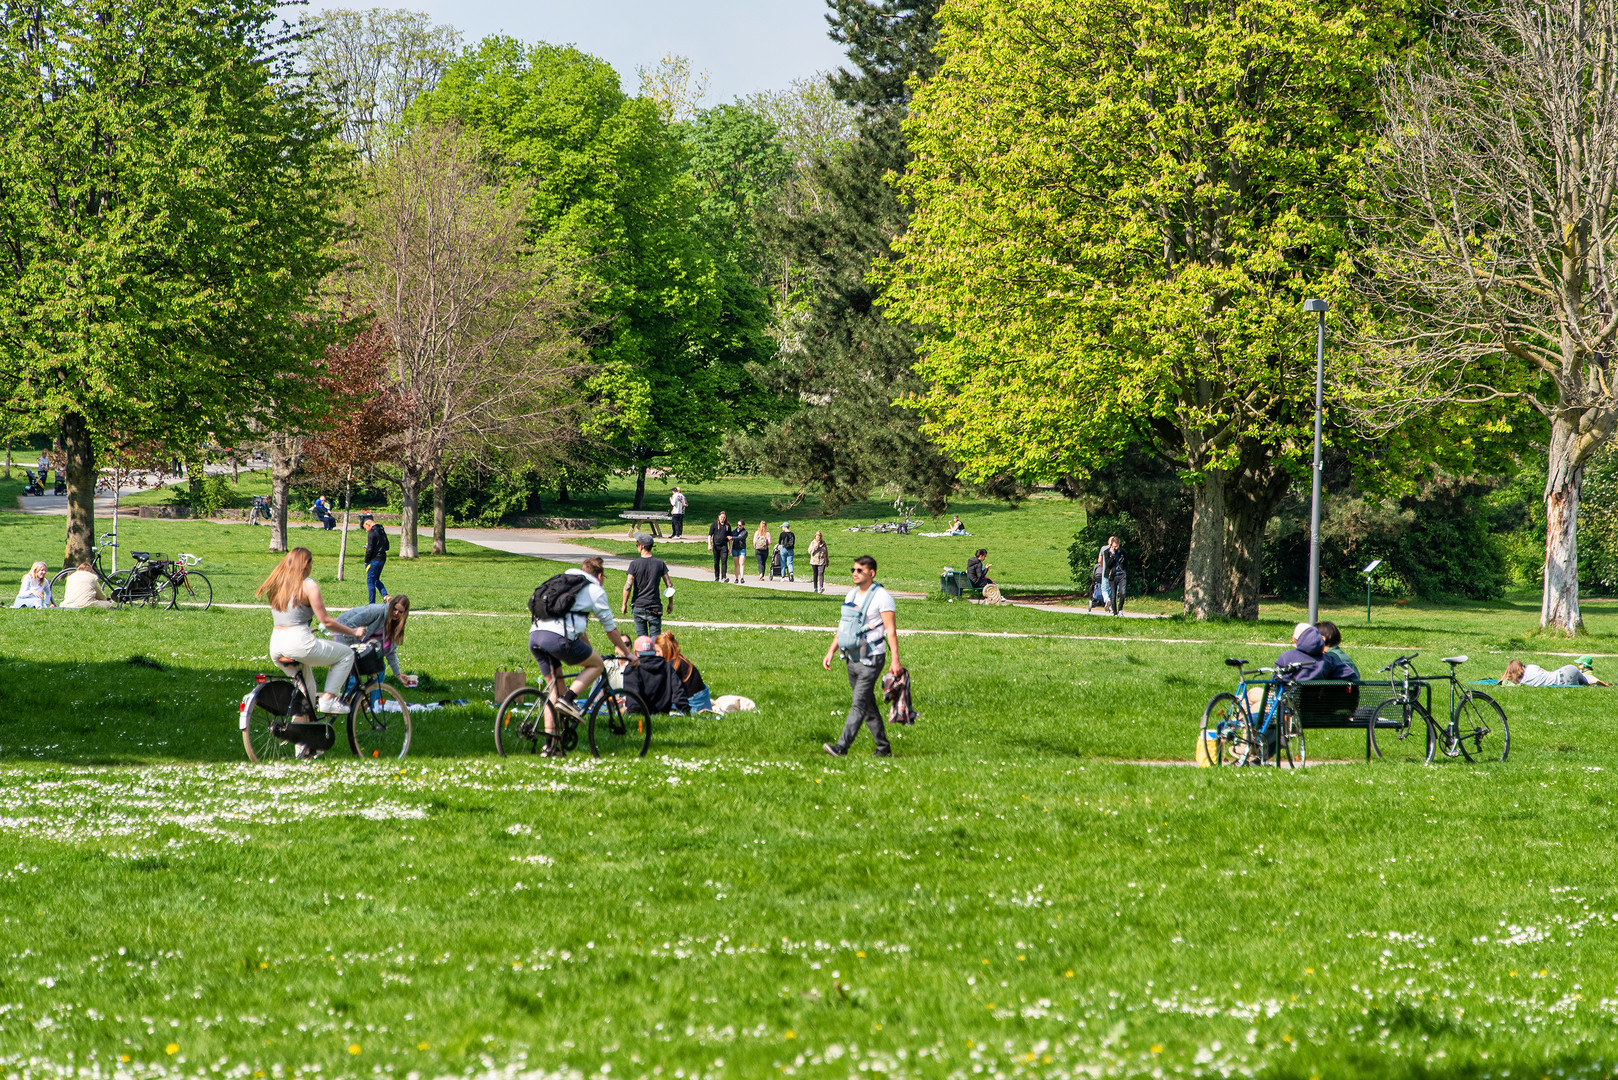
[670,491,687,514]
[842,584,896,659]
[1520,663,1596,687]
[60,569,105,608]
[531,567,618,640]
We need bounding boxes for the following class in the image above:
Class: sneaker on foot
[316,694,346,715]
[823,743,847,757]
[873,750,893,758]
[552,697,583,720]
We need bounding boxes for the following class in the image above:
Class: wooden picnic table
[620,511,673,537]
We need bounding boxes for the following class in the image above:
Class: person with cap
[1501,659,1598,686]
[622,533,673,639]
[620,634,689,714]
[777,521,797,582]
[1576,656,1610,686]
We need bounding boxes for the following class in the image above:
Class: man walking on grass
[622,534,673,639]
[362,515,389,604]
[823,554,901,758]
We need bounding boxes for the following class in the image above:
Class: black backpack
[528,572,592,620]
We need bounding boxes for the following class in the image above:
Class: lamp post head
[1303,298,1330,313]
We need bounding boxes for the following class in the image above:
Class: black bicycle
[48,534,212,611]
[494,658,653,759]
[239,642,412,762]
[1370,653,1510,764]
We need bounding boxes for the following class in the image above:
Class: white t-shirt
[842,584,896,661]
[671,491,687,514]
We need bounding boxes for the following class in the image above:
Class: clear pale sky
[399,0,850,101]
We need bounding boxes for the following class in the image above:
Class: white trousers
[269,626,354,699]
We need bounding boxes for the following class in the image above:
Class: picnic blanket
[917,531,971,537]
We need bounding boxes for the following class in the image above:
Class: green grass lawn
[4,506,1618,1077]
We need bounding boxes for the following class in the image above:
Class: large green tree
[885,0,1415,617]
[748,0,958,516]
[0,0,347,564]
[415,40,773,507]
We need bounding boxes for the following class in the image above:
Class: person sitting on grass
[334,594,411,683]
[60,563,113,610]
[620,634,689,714]
[11,561,52,608]
[1316,620,1358,679]
[655,631,711,712]
[1501,658,1603,686]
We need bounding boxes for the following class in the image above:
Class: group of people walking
[705,512,831,591]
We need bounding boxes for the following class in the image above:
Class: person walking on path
[753,521,772,579]
[808,531,829,593]
[669,487,687,537]
[730,518,748,583]
[622,534,674,639]
[707,511,730,581]
[362,515,390,603]
[823,555,901,757]
[778,522,796,581]
[1098,535,1126,615]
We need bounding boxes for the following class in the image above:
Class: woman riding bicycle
[258,548,362,716]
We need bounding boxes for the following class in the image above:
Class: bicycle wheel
[165,570,212,611]
[495,685,545,756]
[241,680,300,763]
[1451,690,1509,763]
[1199,692,1240,766]
[104,570,133,606]
[347,681,412,760]
[589,687,653,758]
[48,566,73,594]
[1276,703,1305,768]
[1371,697,1435,764]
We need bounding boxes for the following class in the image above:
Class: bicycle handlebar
[174,553,201,566]
[1378,652,1420,674]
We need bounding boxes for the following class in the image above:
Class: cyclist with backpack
[528,556,635,757]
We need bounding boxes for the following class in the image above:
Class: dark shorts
[528,629,594,675]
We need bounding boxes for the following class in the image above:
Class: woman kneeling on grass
[258,547,362,716]
[335,594,412,684]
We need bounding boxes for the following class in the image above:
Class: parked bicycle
[1369,653,1510,764]
[1201,658,1306,767]
[50,535,212,611]
[239,641,411,761]
[494,658,653,759]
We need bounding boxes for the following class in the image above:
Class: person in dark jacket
[966,549,993,589]
[361,515,390,603]
[1275,623,1347,681]
[655,631,710,712]
[620,635,689,713]
[706,511,730,582]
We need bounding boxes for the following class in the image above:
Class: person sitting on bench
[1316,620,1358,679]
[1275,622,1352,681]
[966,549,993,590]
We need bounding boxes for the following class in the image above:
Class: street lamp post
[1303,298,1330,625]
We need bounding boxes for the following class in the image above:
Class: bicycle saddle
[1441,655,1468,665]
[1225,657,1249,668]
[130,551,150,560]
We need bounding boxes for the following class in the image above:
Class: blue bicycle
[1200,658,1305,767]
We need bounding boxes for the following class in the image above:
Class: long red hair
[654,631,693,679]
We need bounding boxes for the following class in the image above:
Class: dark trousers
[813,565,826,592]
[755,549,769,576]
[834,659,890,755]
[712,547,726,580]
[633,610,662,639]
[366,559,388,603]
[671,513,684,537]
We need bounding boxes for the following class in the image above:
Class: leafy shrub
[1065,446,1192,594]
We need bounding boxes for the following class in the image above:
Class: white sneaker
[316,694,346,715]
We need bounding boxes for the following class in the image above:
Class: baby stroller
[21,470,43,497]
[770,547,783,580]
[52,469,65,495]
[1088,564,1106,610]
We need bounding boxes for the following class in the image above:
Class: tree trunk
[267,435,301,554]
[432,467,447,555]
[1183,470,1228,619]
[1542,416,1586,634]
[61,412,96,568]
[337,469,353,581]
[557,477,569,503]
[399,467,423,558]
[633,463,647,511]
[3,435,10,479]
[185,454,204,506]
[1223,443,1291,621]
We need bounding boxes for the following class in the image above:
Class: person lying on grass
[334,594,411,683]
[1501,658,1606,686]
[258,547,362,716]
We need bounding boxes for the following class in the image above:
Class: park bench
[1284,678,1430,761]
[939,569,983,600]
[619,510,673,537]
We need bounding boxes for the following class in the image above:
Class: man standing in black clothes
[621,534,673,639]
[1099,535,1126,615]
[670,487,687,537]
[362,515,390,603]
[706,511,730,581]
